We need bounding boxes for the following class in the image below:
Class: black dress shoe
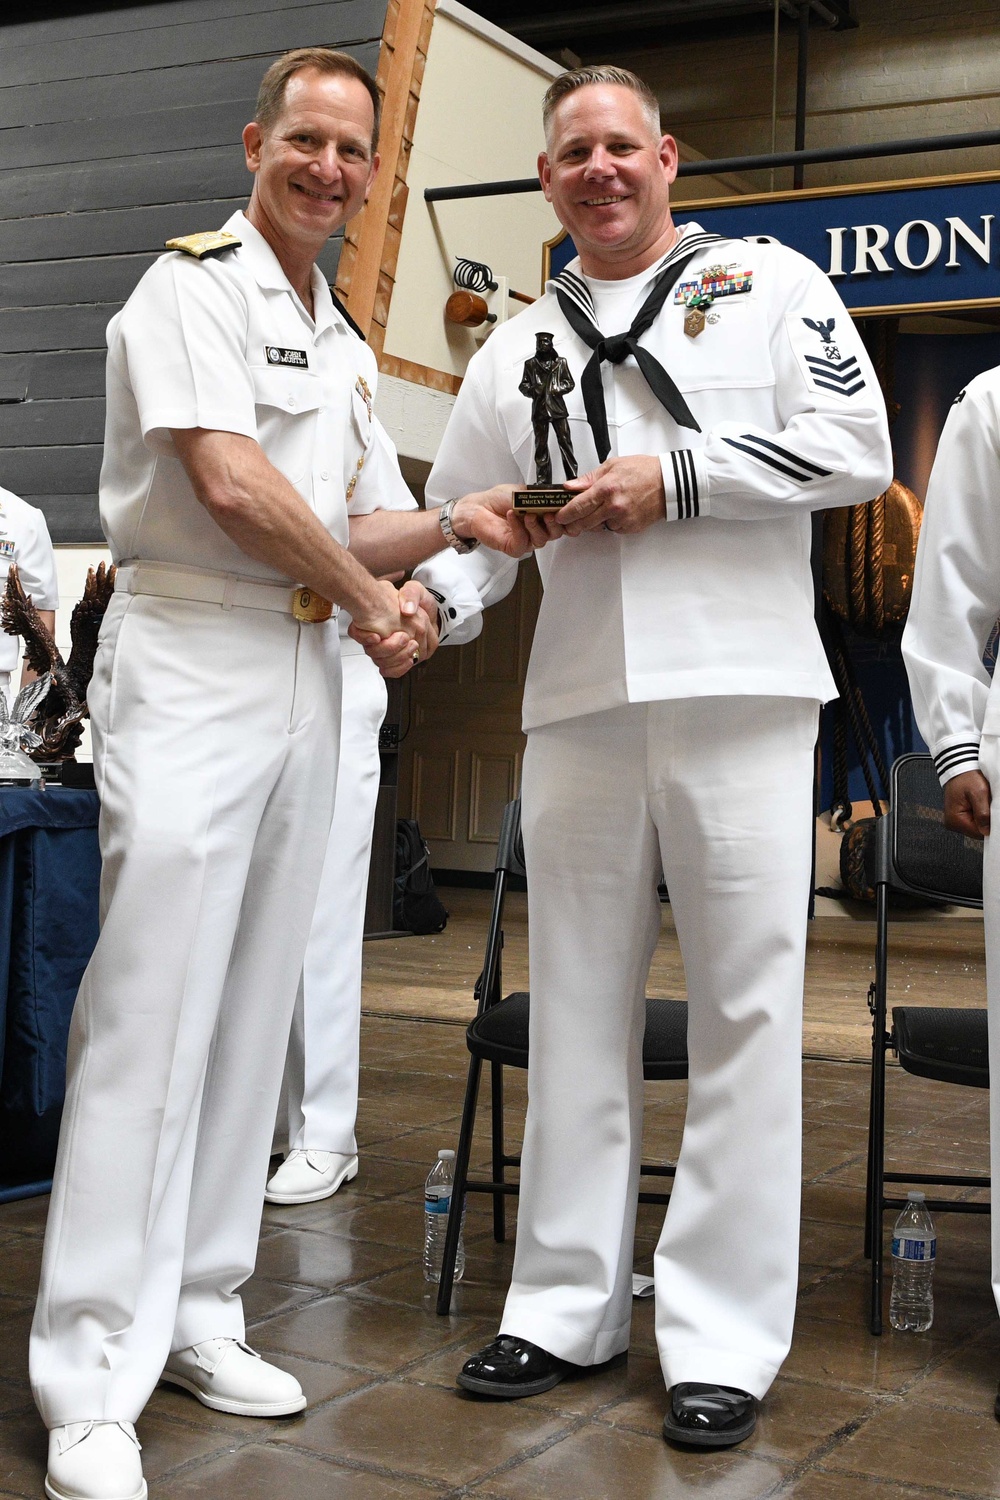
[457,1335,565,1398]
[662,1383,757,1448]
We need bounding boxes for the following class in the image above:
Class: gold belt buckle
[291,586,333,623]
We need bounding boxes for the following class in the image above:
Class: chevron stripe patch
[722,431,832,484]
[786,312,870,401]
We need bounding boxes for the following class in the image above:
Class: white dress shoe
[45,1421,146,1500]
[264,1149,358,1204]
[160,1338,306,1416]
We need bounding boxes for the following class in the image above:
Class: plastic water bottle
[889,1190,936,1332]
[423,1149,465,1283]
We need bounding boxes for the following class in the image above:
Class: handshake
[347,483,539,679]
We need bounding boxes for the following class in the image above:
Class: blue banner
[547,172,1000,315]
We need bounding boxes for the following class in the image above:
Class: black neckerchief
[553,230,724,461]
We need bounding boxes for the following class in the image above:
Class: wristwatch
[438,498,480,554]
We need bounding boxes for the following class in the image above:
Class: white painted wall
[382,0,562,383]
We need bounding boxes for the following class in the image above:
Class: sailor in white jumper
[901,364,1000,1419]
[0,486,58,706]
[430,66,891,1445]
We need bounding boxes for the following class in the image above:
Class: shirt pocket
[250,366,323,491]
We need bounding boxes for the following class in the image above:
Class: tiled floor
[1,1018,998,1498]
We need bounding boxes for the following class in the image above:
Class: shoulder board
[164,230,242,260]
[330,287,366,341]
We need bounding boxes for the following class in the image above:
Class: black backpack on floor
[393,819,448,934]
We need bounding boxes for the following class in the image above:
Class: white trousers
[30,592,341,1425]
[499,696,818,1399]
[284,648,387,1152]
[975,736,1000,1316]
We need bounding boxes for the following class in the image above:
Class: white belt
[115,563,337,623]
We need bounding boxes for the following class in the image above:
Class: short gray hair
[542,66,662,145]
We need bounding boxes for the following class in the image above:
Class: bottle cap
[907,1190,926,1201]
[438,1149,456,1160]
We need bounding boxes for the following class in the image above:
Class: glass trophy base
[0,747,42,786]
[512,485,572,513]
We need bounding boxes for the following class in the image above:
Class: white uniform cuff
[934,740,983,785]
[660,449,709,521]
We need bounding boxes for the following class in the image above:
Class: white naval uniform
[30,210,372,1426]
[427,224,891,1396]
[0,486,59,703]
[284,416,487,1156]
[901,365,1000,1315]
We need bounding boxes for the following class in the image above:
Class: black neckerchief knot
[553,235,722,462]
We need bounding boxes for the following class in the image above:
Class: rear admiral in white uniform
[902,365,1000,1421]
[0,486,58,704]
[28,48,523,1500]
[427,65,892,1446]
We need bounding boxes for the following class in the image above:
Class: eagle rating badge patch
[786,314,867,399]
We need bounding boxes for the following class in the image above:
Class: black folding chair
[437,799,689,1314]
[865,753,988,1334]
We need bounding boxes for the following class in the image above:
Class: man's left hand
[349,579,440,678]
[551,455,666,537]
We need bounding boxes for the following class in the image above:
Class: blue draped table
[0,785,101,1202]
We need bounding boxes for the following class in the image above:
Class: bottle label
[892,1236,936,1262]
[425,1193,451,1214]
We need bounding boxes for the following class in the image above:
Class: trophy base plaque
[512,486,571,513]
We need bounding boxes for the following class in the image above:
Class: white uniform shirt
[0,487,59,676]
[427,225,892,731]
[902,366,1000,784]
[100,210,369,581]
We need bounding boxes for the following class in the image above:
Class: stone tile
[249,1292,474,1374]
[251,1225,410,1287]
[818,1397,1000,1494]
[358,1125,468,1163]
[154,1442,446,1499]
[355,1257,511,1321]
[0,1237,41,1303]
[471,1423,791,1499]
[241,1277,330,1326]
[797,1219,863,1271]
[0,1196,49,1237]
[802,1127,869,1183]
[905,1326,999,1413]
[781,1311,974,1394]
[145,1352,375,1437]
[0,1305,31,1385]
[799,1183,867,1227]
[277,1379,572,1487]
[0,1404,47,1499]
[781,1473,970,1499]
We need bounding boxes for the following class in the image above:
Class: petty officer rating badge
[675,263,753,338]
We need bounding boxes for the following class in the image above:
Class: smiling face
[242,67,379,266]
[539,83,678,279]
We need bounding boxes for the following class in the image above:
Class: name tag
[265,345,308,369]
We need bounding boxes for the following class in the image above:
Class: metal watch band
[439,498,480,554]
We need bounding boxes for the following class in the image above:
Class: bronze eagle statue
[1,561,116,759]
